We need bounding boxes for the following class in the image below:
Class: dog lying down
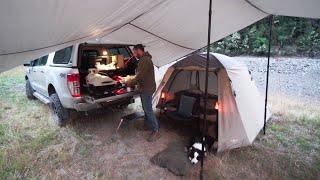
[187,135,215,164]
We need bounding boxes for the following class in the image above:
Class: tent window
[190,71,195,86]
[189,71,200,90]
[53,46,73,64]
[199,71,218,95]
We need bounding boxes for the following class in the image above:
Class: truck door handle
[40,70,44,73]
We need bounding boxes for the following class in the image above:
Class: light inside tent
[215,102,219,110]
[161,92,166,99]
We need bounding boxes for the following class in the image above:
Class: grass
[0,66,319,179]
[0,67,66,178]
[267,96,320,155]
[246,95,320,179]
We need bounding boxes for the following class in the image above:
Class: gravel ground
[235,56,320,104]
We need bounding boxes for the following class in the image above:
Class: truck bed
[83,91,139,104]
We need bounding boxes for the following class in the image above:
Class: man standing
[127,44,160,142]
[122,52,138,75]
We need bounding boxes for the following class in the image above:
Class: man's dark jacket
[131,52,156,93]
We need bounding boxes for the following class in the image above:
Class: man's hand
[125,80,133,87]
[123,75,136,87]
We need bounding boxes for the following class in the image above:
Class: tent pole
[263,15,273,135]
[200,0,213,179]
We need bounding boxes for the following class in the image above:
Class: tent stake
[263,15,273,135]
[200,0,213,179]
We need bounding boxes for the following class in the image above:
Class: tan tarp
[1,0,320,72]
[154,53,270,152]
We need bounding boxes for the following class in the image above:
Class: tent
[1,0,320,72]
[153,53,270,152]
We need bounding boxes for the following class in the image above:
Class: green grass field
[0,67,319,179]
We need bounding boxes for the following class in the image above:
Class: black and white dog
[187,135,215,164]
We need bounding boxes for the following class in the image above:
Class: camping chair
[198,94,218,122]
[162,92,201,129]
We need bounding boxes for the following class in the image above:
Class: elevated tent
[154,53,270,152]
[1,0,320,72]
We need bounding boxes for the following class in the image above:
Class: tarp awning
[1,0,319,72]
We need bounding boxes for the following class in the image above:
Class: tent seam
[243,0,270,15]
[128,23,196,51]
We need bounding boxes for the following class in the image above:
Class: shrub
[210,16,320,57]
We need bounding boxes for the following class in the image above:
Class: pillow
[150,141,191,176]
[178,95,196,117]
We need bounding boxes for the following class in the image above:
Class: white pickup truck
[24,43,139,126]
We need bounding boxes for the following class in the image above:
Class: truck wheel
[26,80,35,100]
[49,93,70,127]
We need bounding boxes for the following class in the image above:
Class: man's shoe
[147,131,161,142]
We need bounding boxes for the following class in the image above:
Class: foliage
[210,16,320,57]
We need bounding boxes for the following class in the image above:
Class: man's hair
[133,44,145,51]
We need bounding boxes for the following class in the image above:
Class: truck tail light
[67,73,81,97]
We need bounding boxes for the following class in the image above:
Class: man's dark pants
[140,92,159,132]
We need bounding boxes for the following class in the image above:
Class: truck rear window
[107,47,130,58]
[83,50,99,58]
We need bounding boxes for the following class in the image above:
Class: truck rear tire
[49,93,70,127]
[26,80,35,100]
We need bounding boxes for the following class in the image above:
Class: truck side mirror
[23,62,30,67]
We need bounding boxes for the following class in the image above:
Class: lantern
[102,50,108,56]
[215,102,219,110]
[161,92,166,99]
[160,92,167,114]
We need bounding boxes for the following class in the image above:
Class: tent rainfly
[1,0,320,72]
[153,53,271,152]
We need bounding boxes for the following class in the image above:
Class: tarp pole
[200,0,213,179]
[263,15,273,134]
